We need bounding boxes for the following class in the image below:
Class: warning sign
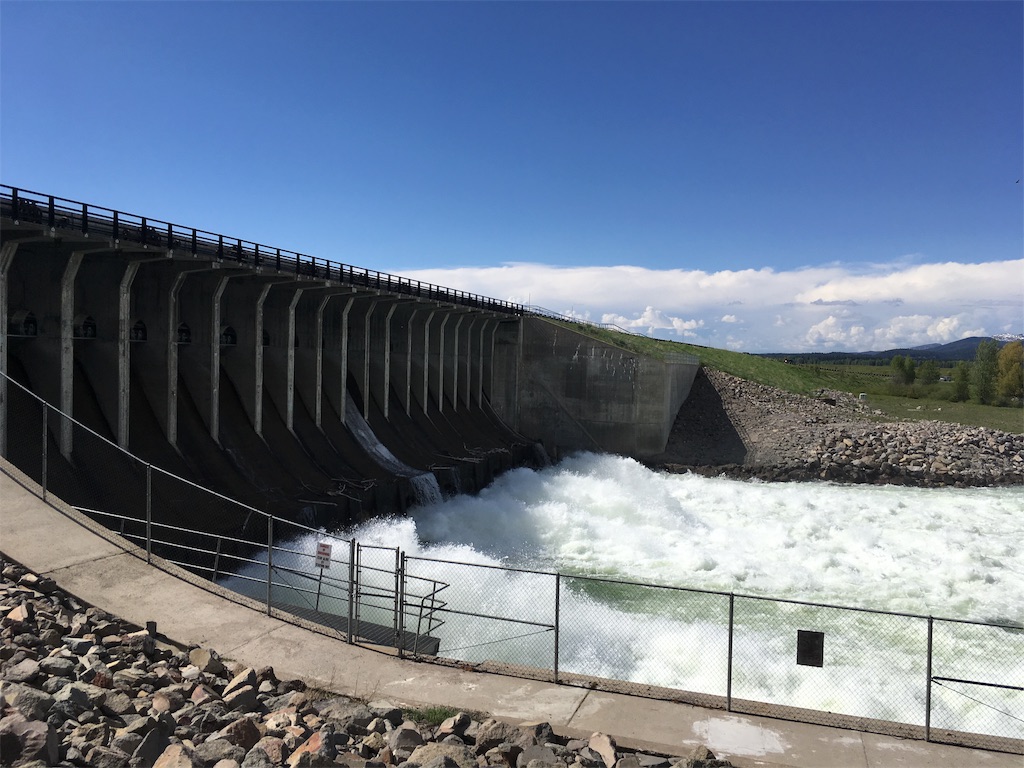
[315,542,332,570]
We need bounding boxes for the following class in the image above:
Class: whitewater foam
[365,453,1023,623]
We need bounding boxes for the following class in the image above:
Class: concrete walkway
[1,461,1019,768]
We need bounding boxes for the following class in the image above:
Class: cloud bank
[395,259,1024,352]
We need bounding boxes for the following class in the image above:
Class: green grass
[402,705,462,726]
[857,393,1023,433]
[545,318,1024,434]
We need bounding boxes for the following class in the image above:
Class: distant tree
[904,357,917,385]
[973,341,1000,404]
[952,361,972,402]
[996,341,1023,400]
[917,359,940,386]
[890,355,907,384]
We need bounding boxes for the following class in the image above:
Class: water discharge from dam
[358,453,1023,621]
[256,453,1024,737]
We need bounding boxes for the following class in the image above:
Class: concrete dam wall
[0,186,698,535]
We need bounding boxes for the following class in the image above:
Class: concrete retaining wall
[516,317,699,459]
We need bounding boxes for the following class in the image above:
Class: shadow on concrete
[652,368,748,466]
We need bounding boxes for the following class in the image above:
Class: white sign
[315,542,332,570]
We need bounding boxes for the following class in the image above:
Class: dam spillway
[0,185,699,534]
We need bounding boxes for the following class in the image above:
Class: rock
[0,680,54,720]
[589,733,618,768]
[437,711,471,736]
[189,648,226,676]
[223,685,258,712]
[518,745,558,768]
[408,741,479,768]
[241,746,276,768]
[87,744,132,768]
[223,668,258,699]
[250,736,288,764]
[194,737,246,766]
[3,657,41,683]
[475,718,521,753]
[389,723,425,752]
[133,726,172,766]
[38,655,75,678]
[286,729,337,767]
[314,696,374,729]
[154,742,201,768]
[0,708,59,765]
[213,716,263,751]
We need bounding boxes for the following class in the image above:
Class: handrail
[0,184,524,317]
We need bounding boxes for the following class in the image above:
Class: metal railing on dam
[1,371,1020,756]
[0,185,523,316]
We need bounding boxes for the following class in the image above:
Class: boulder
[408,741,479,768]
[0,708,59,765]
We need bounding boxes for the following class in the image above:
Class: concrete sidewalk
[1,462,1019,768]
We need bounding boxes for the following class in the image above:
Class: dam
[0,184,699,533]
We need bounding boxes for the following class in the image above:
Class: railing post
[40,403,47,502]
[347,539,356,645]
[554,573,561,684]
[145,464,152,564]
[266,514,273,616]
[315,566,324,612]
[212,537,222,582]
[82,204,89,235]
[11,188,18,220]
[396,551,406,658]
[47,197,55,229]
[925,616,934,742]
[727,593,735,712]
[112,210,119,241]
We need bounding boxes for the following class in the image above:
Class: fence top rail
[1,184,524,316]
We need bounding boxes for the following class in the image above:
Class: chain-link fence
[2,370,1020,754]
[400,554,1022,753]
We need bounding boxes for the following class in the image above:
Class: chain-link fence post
[553,572,561,684]
[40,402,47,502]
[347,539,356,645]
[393,548,402,653]
[266,514,273,616]
[145,464,152,564]
[925,615,933,742]
[727,592,735,712]
[397,551,407,659]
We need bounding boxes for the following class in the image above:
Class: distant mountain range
[762,335,1023,364]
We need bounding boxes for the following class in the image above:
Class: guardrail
[1,184,523,317]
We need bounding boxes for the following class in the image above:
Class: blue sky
[2,1,1021,352]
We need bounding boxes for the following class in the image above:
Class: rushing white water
[239,453,1024,738]
[357,452,1023,621]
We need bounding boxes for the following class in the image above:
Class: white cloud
[395,258,1024,352]
[600,306,704,337]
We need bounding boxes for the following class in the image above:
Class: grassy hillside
[547,318,1024,434]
